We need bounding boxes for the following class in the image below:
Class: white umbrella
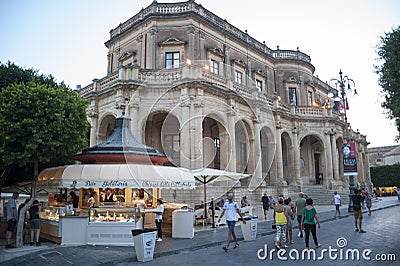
[191,168,250,226]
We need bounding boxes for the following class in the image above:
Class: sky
[1,0,399,148]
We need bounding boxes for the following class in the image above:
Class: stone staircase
[289,185,349,205]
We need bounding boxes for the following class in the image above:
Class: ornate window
[210,59,219,75]
[289,87,297,105]
[235,70,243,84]
[165,52,180,69]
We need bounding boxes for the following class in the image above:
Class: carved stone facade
[78,0,372,203]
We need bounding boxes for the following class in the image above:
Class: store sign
[39,179,195,189]
[343,142,358,176]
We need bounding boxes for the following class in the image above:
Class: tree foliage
[370,164,400,187]
[0,82,89,167]
[375,26,400,142]
[0,62,89,247]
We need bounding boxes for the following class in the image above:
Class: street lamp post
[329,70,357,212]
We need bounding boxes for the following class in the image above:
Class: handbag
[272,223,276,229]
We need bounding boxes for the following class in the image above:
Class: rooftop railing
[109,1,311,64]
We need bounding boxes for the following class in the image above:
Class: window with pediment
[159,37,186,70]
[165,52,180,69]
[235,70,243,84]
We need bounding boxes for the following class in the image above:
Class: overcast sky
[1,0,399,148]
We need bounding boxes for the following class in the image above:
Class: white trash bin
[132,228,157,262]
[240,216,258,241]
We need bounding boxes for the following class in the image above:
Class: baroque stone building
[78,0,372,203]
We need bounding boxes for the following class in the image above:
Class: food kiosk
[38,114,195,246]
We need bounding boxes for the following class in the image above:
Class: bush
[370,164,400,187]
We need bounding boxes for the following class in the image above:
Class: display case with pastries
[88,207,138,224]
[40,206,66,222]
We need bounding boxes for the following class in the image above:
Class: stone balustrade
[108,1,310,64]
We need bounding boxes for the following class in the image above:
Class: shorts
[7,219,17,232]
[262,205,269,211]
[30,219,41,229]
[297,215,302,225]
[227,220,236,232]
[353,209,363,219]
[335,204,340,211]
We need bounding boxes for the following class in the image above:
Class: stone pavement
[1,196,399,265]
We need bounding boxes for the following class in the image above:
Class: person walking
[261,192,269,220]
[301,198,321,249]
[6,192,19,248]
[217,193,245,252]
[365,192,372,216]
[331,191,341,218]
[154,198,164,242]
[273,197,289,249]
[284,198,294,244]
[295,192,306,238]
[352,189,366,233]
[29,200,41,246]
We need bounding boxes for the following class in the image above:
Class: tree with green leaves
[375,26,400,142]
[0,62,89,247]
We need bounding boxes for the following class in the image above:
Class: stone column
[188,27,195,61]
[324,130,333,185]
[199,31,205,61]
[357,146,364,185]
[180,88,191,169]
[250,120,262,190]
[88,100,98,147]
[227,109,236,172]
[191,91,204,169]
[136,35,143,67]
[150,27,157,69]
[331,134,340,181]
[275,123,284,184]
[292,127,301,187]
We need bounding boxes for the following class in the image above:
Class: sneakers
[355,228,359,232]
[359,229,366,233]
[233,243,239,249]
[36,242,41,246]
[30,242,35,246]
[156,238,163,242]
[316,244,321,248]
[222,246,228,252]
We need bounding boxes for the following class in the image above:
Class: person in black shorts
[261,192,269,220]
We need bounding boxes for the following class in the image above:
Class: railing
[109,1,310,64]
[138,69,182,83]
[296,106,323,116]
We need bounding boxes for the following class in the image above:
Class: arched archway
[235,119,253,173]
[202,117,227,169]
[282,132,294,185]
[260,126,275,183]
[98,114,116,143]
[144,111,180,166]
[299,134,325,185]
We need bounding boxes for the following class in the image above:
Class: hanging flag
[345,98,349,110]
[333,101,339,111]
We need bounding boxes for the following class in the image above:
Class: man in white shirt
[217,193,245,251]
[154,198,164,242]
[331,191,341,217]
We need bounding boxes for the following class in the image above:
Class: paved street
[133,204,399,266]
[1,197,399,266]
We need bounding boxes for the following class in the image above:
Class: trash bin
[240,215,258,241]
[131,228,158,262]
